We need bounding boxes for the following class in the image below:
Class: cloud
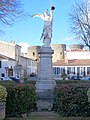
[64,36,80,41]
[64,36,76,41]
[63,36,80,45]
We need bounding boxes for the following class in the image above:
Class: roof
[20,55,37,61]
[0,54,16,61]
[53,59,90,66]
[66,49,88,52]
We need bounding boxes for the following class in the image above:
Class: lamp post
[5,67,9,78]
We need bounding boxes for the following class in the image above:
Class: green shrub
[6,84,36,117]
[0,80,17,87]
[0,85,7,102]
[22,76,28,82]
[56,80,90,84]
[24,80,36,85]
[87,88,90,103]
[61,73,67,80]
[54,83,90,117]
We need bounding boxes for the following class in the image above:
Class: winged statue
[32,6,55,47]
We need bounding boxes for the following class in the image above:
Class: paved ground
[30,111,57,116]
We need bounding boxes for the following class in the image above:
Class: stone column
[35,46,56,111]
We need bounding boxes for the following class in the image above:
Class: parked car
[70,75,83,80]
[81,76,90,80]
[9,76,21,83]
[30,73,36,77]
[0,77,12,81]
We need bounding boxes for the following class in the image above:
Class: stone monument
[32,5,56,111]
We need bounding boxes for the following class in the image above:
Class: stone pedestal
[36,47,56,111]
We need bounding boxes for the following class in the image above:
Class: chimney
[10,40,15,44]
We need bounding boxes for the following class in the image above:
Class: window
[71,67,75,74]
[8,68,13,76]
[81,67,85,76]
[33,52,35,56]
[2,73,4,77]
[57,67,60,74]
[61,67,65,74]
[77,67,80,76]
[87,67,90,75]
[60,52,62,55]
[0,61,1,68]
[67,67,71,74]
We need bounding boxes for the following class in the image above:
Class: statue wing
[32,13,45,20]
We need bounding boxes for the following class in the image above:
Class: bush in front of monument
[54,83,90,117]
[0,85,7,120]
[87,87,90,103]
[6,84,36,117]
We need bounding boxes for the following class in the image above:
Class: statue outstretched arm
[31,13,45,20]
[49,6,55,21]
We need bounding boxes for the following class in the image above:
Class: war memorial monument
[32,5,56,111]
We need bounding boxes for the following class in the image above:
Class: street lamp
[5,67,9,78]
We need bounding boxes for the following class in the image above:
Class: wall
[52,44,66,62]
[0,40,15,59]
[20,56,37,77]
[66,51,90,59]
[28,46,41,61]
[0,59,16,77]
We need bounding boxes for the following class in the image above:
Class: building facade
[27,44,67,62]
[53,49,90,77]
[1,40,90,79]
[28,46,41,61]
[53,59,90,77]
[20,56,37,77]
[0,40,38,78]
[52,44,66,62]
[0,54,16,78]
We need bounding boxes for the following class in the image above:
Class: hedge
[56,80,90,84]
[54,82,90,117]
[24,80,36,85]
[2,80,90,117]
[0,80,16,87]
[6,84,36,117]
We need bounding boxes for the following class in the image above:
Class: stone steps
[30,111,57,116]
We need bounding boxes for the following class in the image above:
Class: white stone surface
[66,51,90,59]
[36,46,56,111]
[37,100,53,111]
[36,47,56,89]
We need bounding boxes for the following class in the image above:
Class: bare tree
[69,0,90,50]
[0,0,23,26]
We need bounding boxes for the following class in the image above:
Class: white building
[65,50,90,60]
[20,56,37,77]
[0,40,37,78]
[53,50,90,77]
[0,54,16,78]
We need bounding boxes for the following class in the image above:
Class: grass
[5,116,90,120]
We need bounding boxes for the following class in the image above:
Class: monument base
[36,81,56,111]
[37,100,53,111]
[36,46,56,111]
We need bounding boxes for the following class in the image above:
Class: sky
[0,0,82,48]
